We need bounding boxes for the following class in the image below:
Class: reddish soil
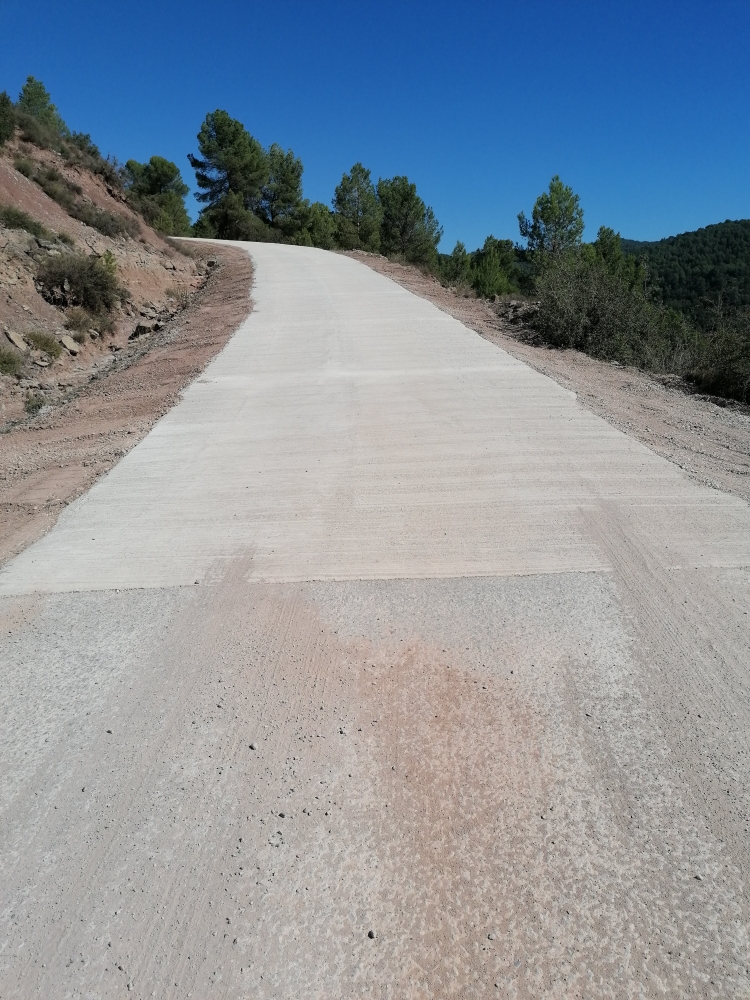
[0,244,252,566]
[348,251,750,505]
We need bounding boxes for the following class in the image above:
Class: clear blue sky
[2,0,748,250]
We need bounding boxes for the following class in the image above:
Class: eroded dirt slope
[0,140,201,424]
[0,243,252,566]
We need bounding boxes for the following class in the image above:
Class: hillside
[622,219,750,327]
[0,130,203,425]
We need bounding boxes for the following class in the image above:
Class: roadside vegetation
[2,76,748,404]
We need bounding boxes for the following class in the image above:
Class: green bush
[0,346,23,376]
[14,157,34,178]
[17,76,68,137]
[37,253,123,313]
[24,392,47,415]
[532,244,701,372]
[123,156,191,236]
[0,91,15,147]
[0,204,51,239]
[72,201,140,238]
[469,237,518,298]
[689,309,750,402]
[26,330,63,359]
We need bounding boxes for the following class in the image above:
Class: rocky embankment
[0,141,205,425]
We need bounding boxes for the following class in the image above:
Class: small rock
[249,743,257,751]
[5,330,27,352]
[367,930,375,939]
[59,335,80,355]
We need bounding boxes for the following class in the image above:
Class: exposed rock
[60,335,80,355]
[5,330,27,352]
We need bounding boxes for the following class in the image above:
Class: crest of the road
[1,244,749,997]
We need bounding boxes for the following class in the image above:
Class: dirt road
[1,243,749,998]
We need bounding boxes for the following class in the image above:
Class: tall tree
[123,156,192,236]
[0,92,14,147]
[16,76,68,135]
[254,144,304,236]
[518,175,584,257]
[333,163,381,251]
[188,110,267,212]
[377,176,442,263]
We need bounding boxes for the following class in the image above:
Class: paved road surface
[1,243,749,998]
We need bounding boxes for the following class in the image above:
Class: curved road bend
[1,242,749,997]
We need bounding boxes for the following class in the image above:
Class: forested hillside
[622,220,750,328]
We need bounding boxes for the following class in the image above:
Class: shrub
[0,91,15,147]
[14,157,34,178]
[166,286,191,310]
[31,165,79,211]
[72,201,140,238]
[0,346,23,376]
[0,204,51,239]
[65,306,92,331]
[26,330,63,359]
[532,247,701,372]
[24,392,47,415]
[17,76,69,137]
[37,254,123,312]
[689,308,750,402]
[58,231,75,247]
[15,110,61,151]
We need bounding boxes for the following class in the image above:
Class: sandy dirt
[0,243,749,999]
[0,243,252,566]
[347,251,750,505]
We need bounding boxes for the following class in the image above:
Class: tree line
[2,80,748,401]
[187,109,443,266]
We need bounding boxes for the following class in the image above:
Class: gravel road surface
[1,243,749,998]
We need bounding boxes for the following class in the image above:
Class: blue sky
[2,0,748,250]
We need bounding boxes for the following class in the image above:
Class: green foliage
[689,306,750,402]
[18,160,138,238]
[333,163,381,251]
[622,220,750,329]
[65,306,94,332]
[0,346,23,376]
[37,253,123,313]
[189,110,267,214]
[296,202,337,250]
[439,241,471,287]
[123,156,192,236]
[24,392,47,415]
[0,203,51,239]
[518,175,584,258]
[62,133,122,189]
[14,156,34,177]
[26,330,63,358]
[74,202,140,238]
[17,76,69,137]
[193,190,271,241]
[532,246,700,372]
[0,91,15,147]
[189,111,309,241]
[377,176,442,264]
[469,236,518,297]
[253,144,304,237]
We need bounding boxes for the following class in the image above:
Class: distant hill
[621,219,750,329]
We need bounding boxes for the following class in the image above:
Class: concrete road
[1,243,749,998]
